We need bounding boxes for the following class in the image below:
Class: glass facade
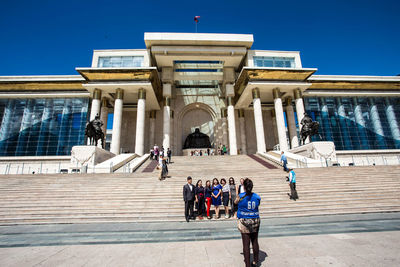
[98,56,144,67]
[0,98,89,156]
[304,96,400,150]
[253,56,295,68]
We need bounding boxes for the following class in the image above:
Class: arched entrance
[176,102,217,155]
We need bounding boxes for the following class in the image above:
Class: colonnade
[89,86,400,155]
[89,88,148,156]
[249,88,307,153]
[89,86,309,156]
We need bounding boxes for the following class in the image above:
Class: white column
[385,97,400,148]
[100,98,109,135]
[227,97,237,155]
[163,96,171,150]
[170,110,175,154]
[89,89,102,121]
[99,98,108,148]
[271,110,279,146]
[238,109,247,154]
[294,88,308,144]
[135,89,146,156]
[252,88,266,153]
[273,88,288,151]
[221,109,228,146]
[110,89,124,155]
[285,97,299,149]
[149,110,156,148]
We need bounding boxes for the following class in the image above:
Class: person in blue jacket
[288,168,298,200]
[234,178,261,267]
[280,151,288,171]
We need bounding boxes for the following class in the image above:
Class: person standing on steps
[280,151,288,171]
[229,177,238,218]
[287,168,298,200]
[211,178,222,219]
[235,178,261,267]
[183,176,195,222]
[221,178,230,218]
[161,156,168,180]
[167,148,172,163]
[154,144,159,161]
[204,180,212,219]
[238,178,245,194]
[195,180,205,220]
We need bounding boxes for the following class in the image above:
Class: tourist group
[184,176,261,267]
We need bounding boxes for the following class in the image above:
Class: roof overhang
[309,75,400,90]
[144,32,254,48]
[76,67,162,110]
[234,67,317,108]
[235,67,317,96]
[76,67,159,82]
[83,82,160,110]
[235,81,312,109]
[0,75,86,91]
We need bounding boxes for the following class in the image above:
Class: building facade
[0,32,399,159]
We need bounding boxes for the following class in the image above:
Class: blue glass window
[253,56,295,68]
[0,98,89,156]
[304,96,400,150]
[98,56,144,67]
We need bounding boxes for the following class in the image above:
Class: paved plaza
[1,213,400,266]
[1,231,399,266]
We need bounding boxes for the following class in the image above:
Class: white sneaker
[225,215,229,219]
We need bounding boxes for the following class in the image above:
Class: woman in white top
[238,178,246,194]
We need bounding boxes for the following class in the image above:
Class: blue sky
[0,0,399,76]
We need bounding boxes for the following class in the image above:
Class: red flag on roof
[194,16,200,23]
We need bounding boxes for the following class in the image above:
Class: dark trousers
[196,197,205,216]
[168,155,171,163]
[241,232,259,267]
[283,160,288,171]
[185,200,194,219]
[290,182,298,199]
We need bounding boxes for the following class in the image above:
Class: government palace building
[0,32,400,172]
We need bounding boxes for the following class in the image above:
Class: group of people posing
[183,176,248,220]
[183,176,261,267]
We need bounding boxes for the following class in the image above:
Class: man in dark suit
[183,176,195,222]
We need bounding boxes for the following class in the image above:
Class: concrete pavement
[1,212,400,266]
[0,231,399,266]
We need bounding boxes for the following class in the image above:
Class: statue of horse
[299,121,322,146]
[85,121,105,149]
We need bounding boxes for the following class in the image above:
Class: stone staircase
[0,155,399,225]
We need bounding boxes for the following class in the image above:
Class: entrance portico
[77,68,162,155]
[235,67,316,151]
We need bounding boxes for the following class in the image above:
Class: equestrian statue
[85,114,105,149]
[299,113,322,145]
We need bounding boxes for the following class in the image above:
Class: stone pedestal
[289,141,337,162]
[70,146,115,168]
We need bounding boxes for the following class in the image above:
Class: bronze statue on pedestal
[85,114,105,149]
[299,113,322,145]
[183,128,211,149]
